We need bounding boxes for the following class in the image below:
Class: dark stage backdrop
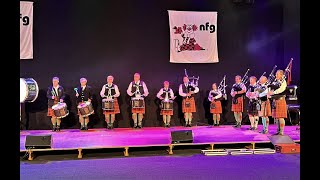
[20,0,300,130]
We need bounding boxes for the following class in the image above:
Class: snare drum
[52,103,69,118]
[131,97,145,108]
[161,100,173,110]
[102,99,114,110]
[77,101,94,117]
[20,78,39,103]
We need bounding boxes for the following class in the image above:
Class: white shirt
[157,88,174,100]
[208,89,222,101]
[126,81,149,97]
[53,85,60,96]
[178,83,199,97]
[81,85,86,91]
[100,83,120,98]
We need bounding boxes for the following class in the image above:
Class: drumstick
[74,88,78,94]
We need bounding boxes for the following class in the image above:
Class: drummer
[75,78,93,130]
[126,73,149,128]
[100,75,120,129]
[156,81,175,127]
[46,77,65,131]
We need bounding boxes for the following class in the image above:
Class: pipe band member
[157,81,175,127]
[127,73,149,128]
[46,77,65,131]
[100,75,120,129]
[179,76,199,127]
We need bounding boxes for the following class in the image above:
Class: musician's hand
[60,99,63,103]
[159,97,164,100]
[76,93,79,97]
[231,92,235,97]
[187,92,192,96]
[267,91,273,96]
[52,96,55,100]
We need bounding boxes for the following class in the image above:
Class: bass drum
[20,78,39,103]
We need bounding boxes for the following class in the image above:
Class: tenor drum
[161,100,173,110]
[20,78,39,103]
[102,99,114,110]
[77,101,94,117]
[131,97,144,108]
[52,103,69,118]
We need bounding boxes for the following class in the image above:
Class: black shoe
[187,124,192,127]
[273,132,281,135]
[233,124,239,128]
[52,125,56,132]
[80,126,84,130]
[56,125,60,131]
[249,127,254,130]
[167,124,170,128]
[217,124,220,126]
[84,126,88,130]
[137,125,142,129]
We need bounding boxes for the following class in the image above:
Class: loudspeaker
[25,135,52,149]
[171,130,193,144]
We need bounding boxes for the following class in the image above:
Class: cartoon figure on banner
[173,24,205,52]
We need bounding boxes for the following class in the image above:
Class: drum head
[52,104,59,110]
[53,103,66,110]
[20,78,27,103]
[77,103,86,108]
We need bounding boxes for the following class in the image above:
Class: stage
[20,124,300,160]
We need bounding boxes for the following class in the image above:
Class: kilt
[47,100,58,117]
[104,98,120,115]
[272,97,287,118]
[210,100,222,114]
[77,102,95,116]
[259,100,271,117]
[182,97,196,113]
[161,110,173,116]
[231,97,243,112]
[247,100,259,116]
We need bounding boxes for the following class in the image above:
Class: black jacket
[76,85,93,103]
[47,86,65,108]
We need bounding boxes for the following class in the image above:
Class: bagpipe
[184,69,198,97]
[217,75,227,100]
[232,69,249,104]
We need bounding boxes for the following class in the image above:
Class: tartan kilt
[247,100,259,116]
[77,102,95,116]
[161,110,173,116]
[259,100,271,117]
[231,97,243,112]
[210,100,222,114]
[272,98,287,118]
[104,98,120,115]
[182,97,196,113]
[47,100,58,117]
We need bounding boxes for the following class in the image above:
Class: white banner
[20,1,33,59]
[168,10,218,63]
